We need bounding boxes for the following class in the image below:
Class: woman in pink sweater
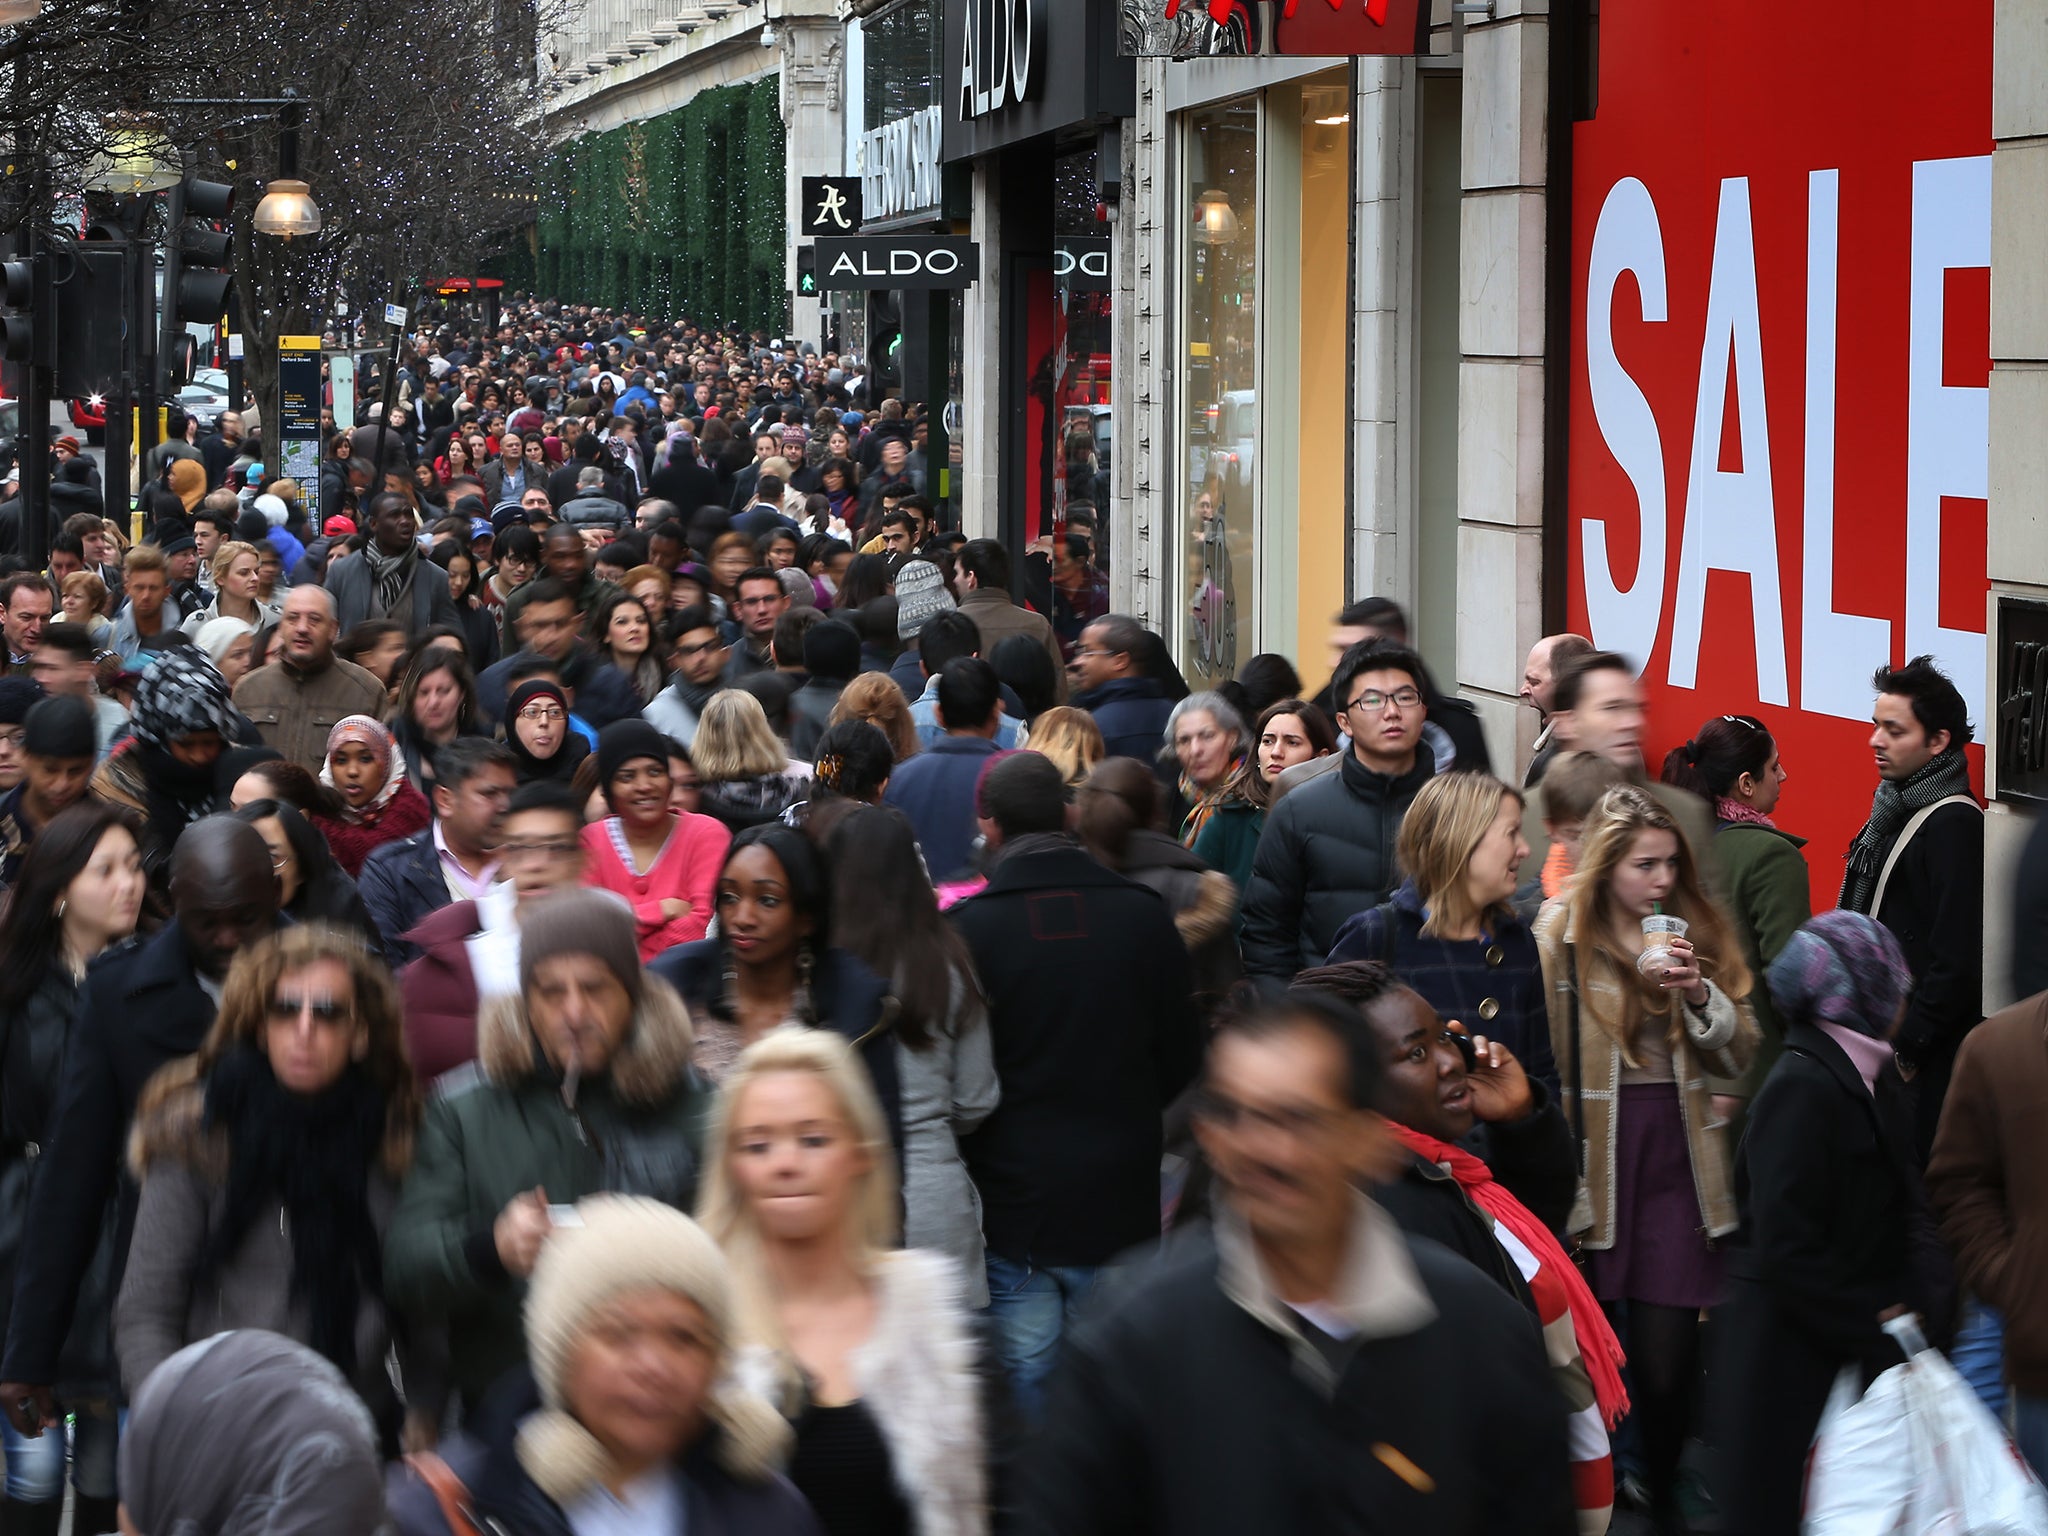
[580,720,732,961]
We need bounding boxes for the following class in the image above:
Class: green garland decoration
[531,76,787,330]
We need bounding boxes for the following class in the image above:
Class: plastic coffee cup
[1637,914,1689,979]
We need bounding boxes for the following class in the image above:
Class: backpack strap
[1870,795,1978,915]
[405,1452,486,1536]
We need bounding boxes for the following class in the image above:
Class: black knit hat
[22,694,96,760]
[595,719,671,804]
[0,678,41,727]
[519,887,642,1007]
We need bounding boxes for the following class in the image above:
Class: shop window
[1180,100,1260,689]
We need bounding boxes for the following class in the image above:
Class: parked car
[176,367,231,430]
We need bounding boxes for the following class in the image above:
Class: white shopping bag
[1805,1364,1921,1534]
[1805,1316,2048,1536]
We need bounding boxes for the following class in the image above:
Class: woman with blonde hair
[116,925,420,1424]
[1533,783,1758,1534]
[1327,770,1556,1092]
[1023,705,1102,790]
[828,670,920,762]
[694,690,813,833]
[700,1028,991,1536]
[179,539,279,635]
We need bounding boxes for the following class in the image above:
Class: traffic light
[0,253,49,370]
[55,245,128,399]
[162,177,234,388]
[796,245,818,299]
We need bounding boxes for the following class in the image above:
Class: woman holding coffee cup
[1532,783,1758,1536]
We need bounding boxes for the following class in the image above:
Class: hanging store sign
[815,236,981,289]
[800,177,863,234]
[943,0,1132,161]
[1566,0,1991,903]
[1120,0,1429,58]
[958,0,1044,118]
[861,106,945,222]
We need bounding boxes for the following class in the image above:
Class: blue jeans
[984,1254,1102,1422]
[1952,1300,2008,1413]
[3,1408,117,1503]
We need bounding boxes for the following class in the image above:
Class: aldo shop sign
[1566,0,1991,892]
[943,0,1133,161]
[814,236,982,289]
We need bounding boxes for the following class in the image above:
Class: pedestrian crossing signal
[796,247,818,297]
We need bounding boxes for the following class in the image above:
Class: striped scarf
[1392,1123,1627,1534]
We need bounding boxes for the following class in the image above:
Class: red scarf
[1391,1122,1629,1428]
[1715,796,1777,830]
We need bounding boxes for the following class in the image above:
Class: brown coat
[232,655,387,771]
[1533,898,1760,1246]
[1926,994,2048,1391]
[957,587,1068,702]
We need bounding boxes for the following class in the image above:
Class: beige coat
[1532,898,1759,1247]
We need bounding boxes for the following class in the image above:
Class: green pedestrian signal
[796,246,818,297]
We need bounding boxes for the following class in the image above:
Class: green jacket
[1712,820,1811,1098]
[383,980,712,1405]
[1189,797,1264,894]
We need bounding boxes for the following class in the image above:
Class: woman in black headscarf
[502,677,589,786]
[91,648,244,892]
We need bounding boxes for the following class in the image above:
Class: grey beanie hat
[894,559,954,639]
[519,887,643,1007]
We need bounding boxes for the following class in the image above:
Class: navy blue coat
[1071,676,1173,763]
[882,734,1003,882]
[357,826,453,967]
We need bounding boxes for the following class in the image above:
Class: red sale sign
[1566,1,1992,904]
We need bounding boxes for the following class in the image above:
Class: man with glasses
[643,605,726,748]
[723,567,787,684]
[1024,987,1570,1536]
[1068,614,1174,765]
[399,780,590,1082]
[1242,637,1439,981]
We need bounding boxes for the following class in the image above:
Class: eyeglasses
[502,838,580,860]
[517,705,566,725]
[1193,1089,1346,1139]
[268,852,291,873]
[0,730,24,750]
[1345,687,1424,713]
[266,995,352,1025]
[676,639,724,658]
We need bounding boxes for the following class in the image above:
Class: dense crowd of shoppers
[0,297,2011,1536]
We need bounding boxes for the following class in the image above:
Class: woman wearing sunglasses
[115,925,420,1437]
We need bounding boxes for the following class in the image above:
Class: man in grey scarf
[324,491,459,639]
[1840,653,1982,1158]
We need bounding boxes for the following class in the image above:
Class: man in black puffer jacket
[1241,637,1438,980]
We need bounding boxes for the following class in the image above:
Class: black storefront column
[902,289,951,527]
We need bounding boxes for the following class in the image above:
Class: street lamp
[82,115,180,196]
[250,96,320,238]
